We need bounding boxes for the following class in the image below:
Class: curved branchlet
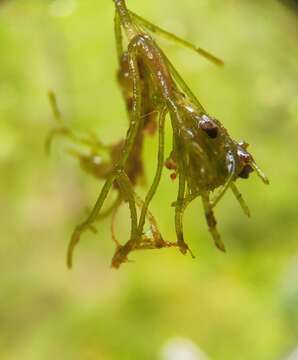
[47,0,268,269]
[46,91,106,155]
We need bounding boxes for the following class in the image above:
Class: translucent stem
[114,10,124,61]
[201,192,226,252]
[137,108,166,237]
[116,172,138,242]
[130,11,224,66]
[163,54,206,114]
[113,0,139,41]
[251,162,269,184]
[230,182,251,217]
[210,156,236,208]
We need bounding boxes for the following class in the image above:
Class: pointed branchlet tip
[215,240,226,253]
[46,90,67,156]
[260,173,270,185]
[67,222,98,269]
[243,206,251,218]
[196,47,224,66]
[179,243,196,259]
[110,246,130,269]
[47,90,62,121]
[188,247,196,259]
[111,259,127,270]
[111,260,121,270]
[67,244,74,269]
[67,251,73,269]
[252,162,270,185]
[67,227,82,270]
[45,133,53,156]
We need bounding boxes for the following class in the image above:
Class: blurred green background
[0,0,298,359]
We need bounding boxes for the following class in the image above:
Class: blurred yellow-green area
[1,0,298,359]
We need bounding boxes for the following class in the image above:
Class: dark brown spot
[199,115,218,139]
[165,158,177,170]
[238,164,254,179]
[170,172,177,180]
